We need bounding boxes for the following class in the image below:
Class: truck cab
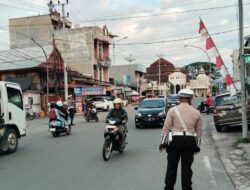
[0,82,26,154]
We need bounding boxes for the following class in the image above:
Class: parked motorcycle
[25,108,35,120]
[49,117,71,137]
[102,118,127,161]
[84,108,98,122]
[197,103,214,114]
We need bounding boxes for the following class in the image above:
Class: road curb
[208,120,250,190]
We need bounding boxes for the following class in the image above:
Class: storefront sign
[74,87,82,97]
[82,87,104,95]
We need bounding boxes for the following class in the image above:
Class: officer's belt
[172,131,196,137]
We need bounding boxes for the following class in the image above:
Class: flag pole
[199,17,238,93]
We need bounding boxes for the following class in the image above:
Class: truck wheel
[5,128,18,154]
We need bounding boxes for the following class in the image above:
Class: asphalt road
[0,103,235,190]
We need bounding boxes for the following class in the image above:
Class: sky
[0,0,250,75]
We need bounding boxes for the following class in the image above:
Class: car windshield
[140,99,165,108]
[217,95,241,106]
[167,95,180,101]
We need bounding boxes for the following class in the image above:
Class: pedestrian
[68,97,76,126]
[159,88,202,190]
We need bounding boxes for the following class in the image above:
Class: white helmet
[56,101,63,107]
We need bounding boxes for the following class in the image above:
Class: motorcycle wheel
[52,132,59,137]
[66,126,71,135]
[95,116,99,122]
[29,115,34,120]
[102,140,112,161]
[86,117,90,122]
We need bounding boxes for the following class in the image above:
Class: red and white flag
[199,19,237,96]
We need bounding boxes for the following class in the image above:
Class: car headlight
[136,112,142,117]
[158,111,165,116]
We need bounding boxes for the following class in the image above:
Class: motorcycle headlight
[136,112,142,117]
[158,111,165,116]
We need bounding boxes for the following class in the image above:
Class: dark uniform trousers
[68,108,75,125]
[165,136,196,190]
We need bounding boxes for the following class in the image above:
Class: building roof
[149,58,174,67]
[0,46,53,71]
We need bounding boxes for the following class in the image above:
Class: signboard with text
[82,87,104,95]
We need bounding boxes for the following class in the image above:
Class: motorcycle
[49,117,71,137]
[25,108,35,120]
[197,103,214,114]
[84,108,98,122]
[102,118,127,161]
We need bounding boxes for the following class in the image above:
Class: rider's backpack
[49,109,57,120]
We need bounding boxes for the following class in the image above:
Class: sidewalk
[208,117,250,190]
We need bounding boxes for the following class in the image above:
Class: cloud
[0,0,249,72]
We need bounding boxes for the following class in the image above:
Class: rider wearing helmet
[55,101,68,127]
[106,98,128,146]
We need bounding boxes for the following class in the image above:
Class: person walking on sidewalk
[159,88,202,190]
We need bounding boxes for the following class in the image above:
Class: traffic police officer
[159,89,202,190]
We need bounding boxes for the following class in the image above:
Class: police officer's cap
[178,89,194,98]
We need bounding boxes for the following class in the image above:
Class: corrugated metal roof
[0,46,53,71]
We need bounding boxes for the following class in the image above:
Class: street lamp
[112,36,128,65]
[184,44,211,74]
[184,44,212,95]
[31,38,49,101]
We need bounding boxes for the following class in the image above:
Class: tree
[184,62,221,80]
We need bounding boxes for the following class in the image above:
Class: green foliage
[184,62,221,80]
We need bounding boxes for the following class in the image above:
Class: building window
[42,74,47,83]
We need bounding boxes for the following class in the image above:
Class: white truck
[0,82,26,154]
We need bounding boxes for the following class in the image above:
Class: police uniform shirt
[162,102,202,138]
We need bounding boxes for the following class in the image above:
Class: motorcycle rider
[55,101,69,127]
[86,100,95,117]
[205,95,213,114]
[106,98,128,146]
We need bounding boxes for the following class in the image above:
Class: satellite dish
[125,54,136,64]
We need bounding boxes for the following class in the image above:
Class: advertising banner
[82,87,104,95]
[75,96,83,114]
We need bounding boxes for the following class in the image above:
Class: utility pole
[61,0,69,101]
[239,0,248,139]
[49,0,69,101]
[157,54,164,85]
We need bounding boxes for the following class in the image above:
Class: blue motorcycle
[49,117,71,137]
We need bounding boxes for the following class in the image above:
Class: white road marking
[203,156,217,184]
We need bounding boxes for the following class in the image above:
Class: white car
[123,100,128,106]
[92,96,114,111]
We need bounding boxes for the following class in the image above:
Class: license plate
[50,128,56,132]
